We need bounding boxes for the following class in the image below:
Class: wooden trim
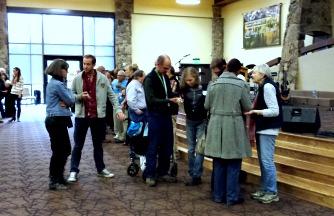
[7,6,115,18]
[214,0,241,7]
[300,38,334,55]
[266,57,281,67]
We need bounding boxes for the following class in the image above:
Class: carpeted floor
[0,105,334,216]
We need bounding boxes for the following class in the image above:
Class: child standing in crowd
[180,67,207,186]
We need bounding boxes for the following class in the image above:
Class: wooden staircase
[176,111,334,209]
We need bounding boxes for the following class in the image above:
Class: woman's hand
[59,101,67,108]
[245,110,262,116]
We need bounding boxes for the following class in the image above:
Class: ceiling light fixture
[176,0,200,5]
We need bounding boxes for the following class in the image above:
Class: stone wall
[279,0,332,90]
[0,0,8,72]
[114,0,133,69]
[211,6,224,59]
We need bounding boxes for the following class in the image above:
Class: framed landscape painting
[243,4,281,49]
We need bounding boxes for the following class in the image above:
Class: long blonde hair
[180,67,200,89]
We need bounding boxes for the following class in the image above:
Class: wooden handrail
[300,38,334,55]
[266,57,281,67]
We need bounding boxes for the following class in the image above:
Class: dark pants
[145,113,173,178]
[45,116,71,180]
[12,94,21,119]
[212,158,242,203]
[71,118,106,173]
[0,98,5,118]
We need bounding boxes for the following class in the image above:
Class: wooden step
[244,149,334,185]
[275,140,334,166]
[243,163,334,209]
[277,132,334,150]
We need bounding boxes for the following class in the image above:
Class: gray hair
[45,59,69,78]
[252,64,272,79]
[133,70,145,79]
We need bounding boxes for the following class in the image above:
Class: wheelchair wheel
[127,163,139,177]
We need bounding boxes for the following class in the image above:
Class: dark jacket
[254,77,283,131]
[182,87,206,121]
[143,68,176,116]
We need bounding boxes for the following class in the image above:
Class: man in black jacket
[143,54,179,187]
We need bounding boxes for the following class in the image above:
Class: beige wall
[221,0,290,66]
[133,0,214,73]
[6,0,334,91]
[298,49,334,91]
[7,0,115,12]
[134,0,213,17]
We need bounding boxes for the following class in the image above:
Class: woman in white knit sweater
[9,67,23,122]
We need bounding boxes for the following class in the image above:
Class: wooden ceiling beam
[213,0,241,7]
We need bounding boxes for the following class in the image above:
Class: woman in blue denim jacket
[45,59,75,190]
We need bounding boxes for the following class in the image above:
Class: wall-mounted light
[176,0,200,5]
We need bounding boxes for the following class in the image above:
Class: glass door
[43,55,83,103]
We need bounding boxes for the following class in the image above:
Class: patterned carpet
[0,105,334,216]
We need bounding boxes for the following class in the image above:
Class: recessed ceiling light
[176,0,200,5]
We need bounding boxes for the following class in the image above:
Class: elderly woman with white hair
[245,63,283,204]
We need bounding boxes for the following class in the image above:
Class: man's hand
[116,84,123,89]
[59,101,67,108]
[116,112,126,121]
[169,98,179,104]
[81,91,91,101]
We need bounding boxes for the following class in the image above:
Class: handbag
[195,131,206,155]
[195,121,208,155]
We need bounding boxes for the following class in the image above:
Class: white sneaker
[97,169,114,178]
[67,172,78,182]
[114,134,119,139]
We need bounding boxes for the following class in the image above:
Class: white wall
[221,0,290,66]
[298,48,334,91]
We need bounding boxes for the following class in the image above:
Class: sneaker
[184,176,202,186]
[157,174,177,183]
[251,190,266,200]
[97,169,114,178]
[146,178,157,187]
[49,182,68,190]
[258,193,279,204]
[49,176,68,190]
[114,134,119,139]
[67,172,78,182]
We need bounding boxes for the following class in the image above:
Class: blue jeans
[212,158,242,203]
[145,113,173,178]
[186,119,206,177]
[71,118,106,173]
[256,133,277,193]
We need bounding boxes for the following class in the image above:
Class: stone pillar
[0,0,8,72]
[114,0,133,68]
[279,0,332,90]
[211,6,224,59]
